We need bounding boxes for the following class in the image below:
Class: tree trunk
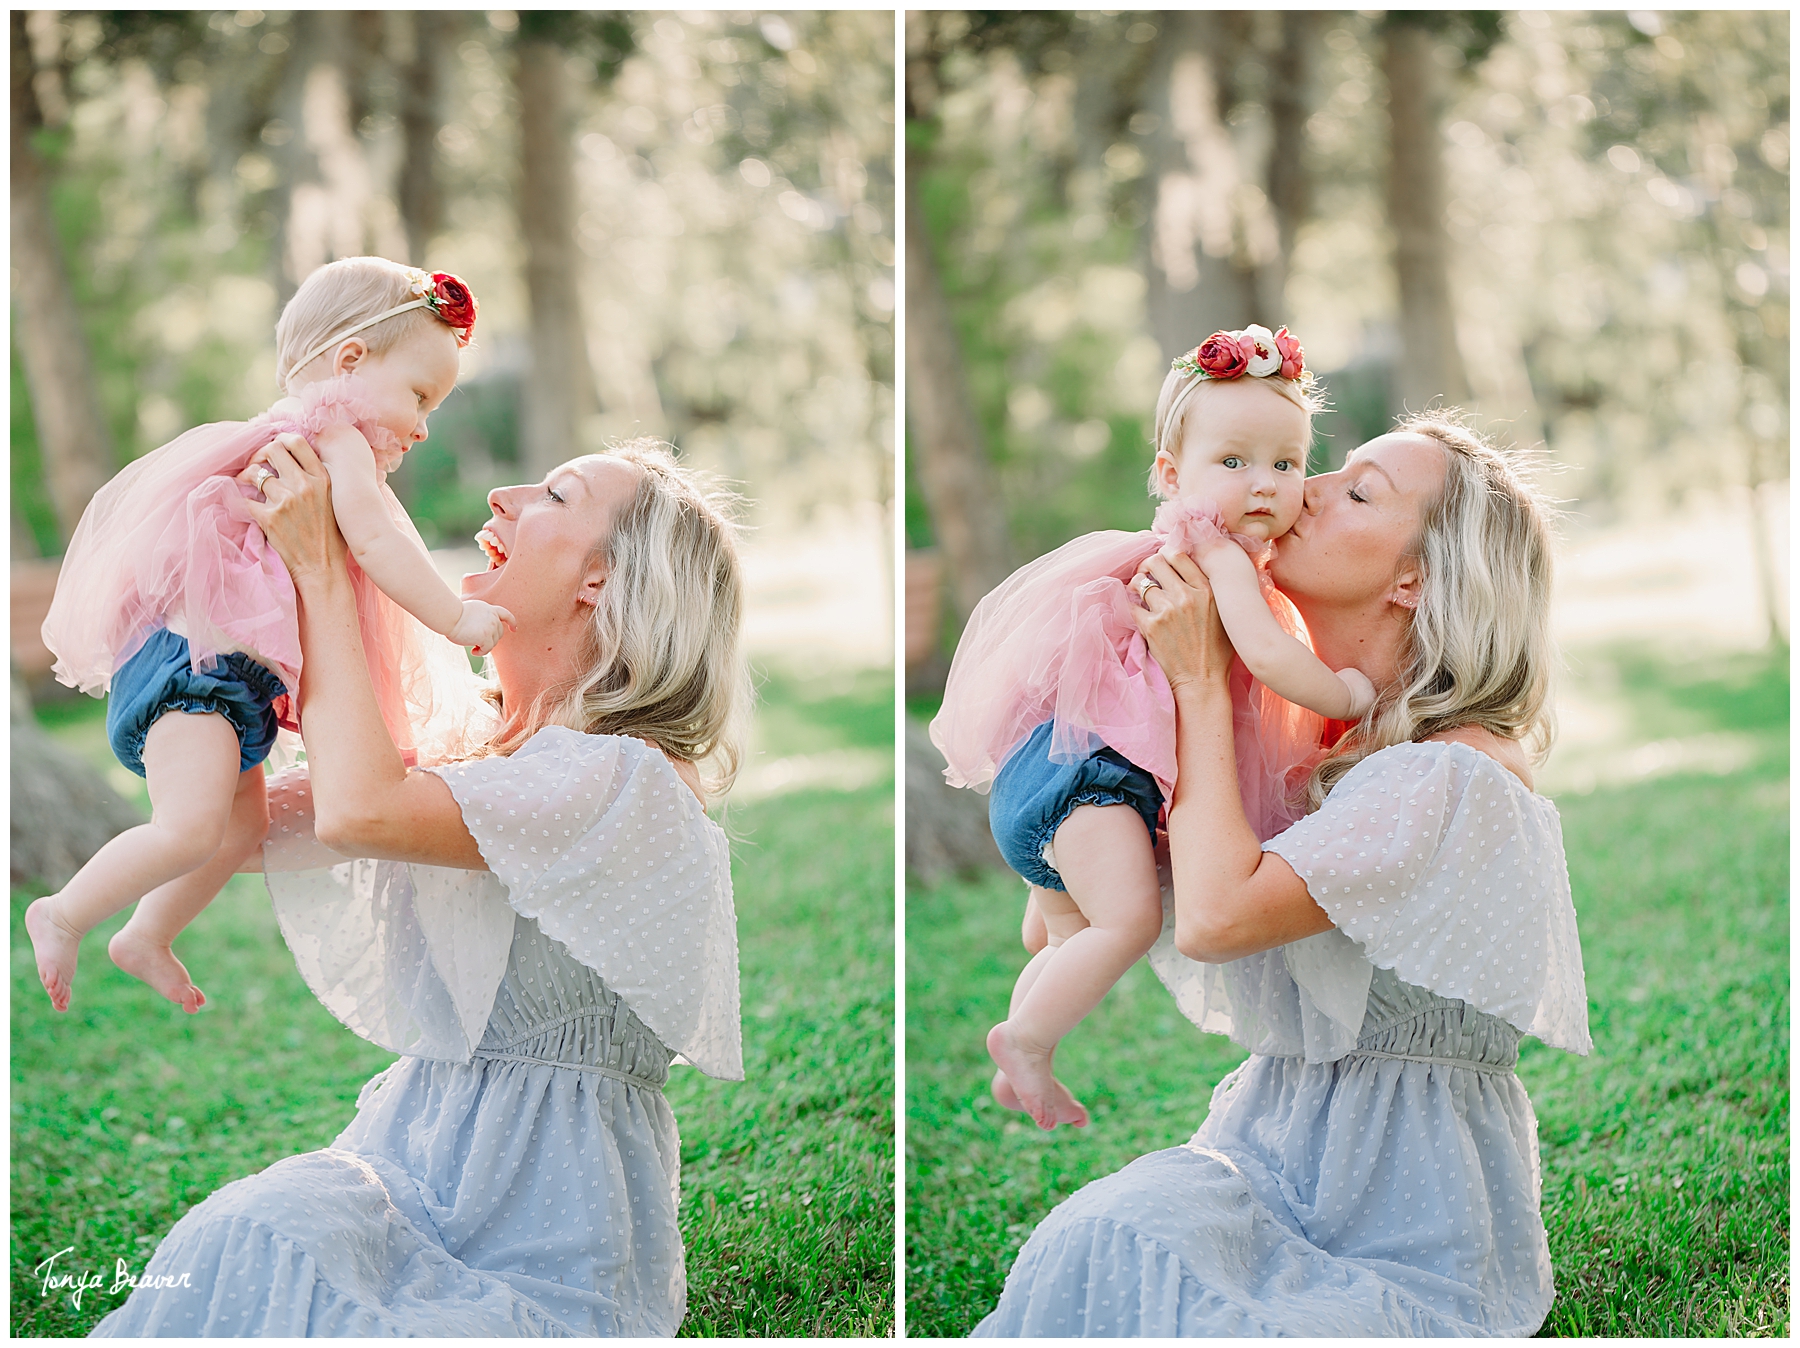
[904,717,1003,882]
[1140,10,1270,358]
[11,670,146,892]
[1384,20,1470,411]
[1262,11,1316,320]
[11,11,116,545]
[397,11,449,264]
[904,168,1012,627]
[516,35,599,482]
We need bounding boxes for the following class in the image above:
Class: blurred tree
[1142,11,1259,349]
[1142,11,1321,359]
[397,11,455,264]
[11,10,893,563]
[1380,13,1502,410]
[514,12,627,479]
[906,14,1012,628]
[12,11,115,544]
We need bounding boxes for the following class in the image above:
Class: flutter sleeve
[1263,739,1592,1054]
[425,727,742,1080]
[265,726,742,1080]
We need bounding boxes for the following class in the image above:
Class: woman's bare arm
[1136,548,1335,962]
[242,433,489,870]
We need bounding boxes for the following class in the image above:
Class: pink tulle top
[928,497,1325,842]
[41,376,484,760]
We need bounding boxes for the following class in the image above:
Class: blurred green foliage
[13,10,893,554]
[905,10,1787,576]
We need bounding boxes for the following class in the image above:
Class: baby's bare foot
[108,928,206,1014]
[26,896,83,1012]
[992,1069,1024,1112]
[987,1021,1089,1130]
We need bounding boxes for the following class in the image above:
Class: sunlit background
[13,9,895,807]
[902,14,1787,1336]
[904,9,1787,796]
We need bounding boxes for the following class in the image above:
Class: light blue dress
[974,741,1591,1338]
[92,729,741,1337]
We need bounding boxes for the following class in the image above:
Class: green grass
[13,679,895,1337]
[906,644,1788,1337]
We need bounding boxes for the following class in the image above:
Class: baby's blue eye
[1222,455,1244,469]
[547,487,566,504]
[1275,459,1295,472]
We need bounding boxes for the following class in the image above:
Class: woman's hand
[1133,547,1236,694]
[238,433,346,588]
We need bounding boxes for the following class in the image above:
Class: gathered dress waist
[1276,998,1523,1075]
[458,914,675,1089]
[470,1004,673,1089]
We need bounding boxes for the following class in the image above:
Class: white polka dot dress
[91,729,740,1337]
[975,741,1590,1338]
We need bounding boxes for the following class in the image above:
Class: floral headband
[1172,324,1309,385]
[1162,324,1313,456]
[288,268,480,380]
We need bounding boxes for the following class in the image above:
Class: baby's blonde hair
[1147,368,1323,497]
[1300,410,1558,811]
[275,256,444,391]
[477,440,753,799]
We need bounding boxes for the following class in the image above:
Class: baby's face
[351,323,461,451]
[1152,378,1309,540]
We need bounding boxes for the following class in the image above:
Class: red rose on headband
[1194,331,1249,379]
[430,272,479,344]
[1274,326,1305,380]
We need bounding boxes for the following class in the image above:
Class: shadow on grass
[12,673,896,1338]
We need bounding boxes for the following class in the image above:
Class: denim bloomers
[987,720,1162,891]
[105,627,285,777]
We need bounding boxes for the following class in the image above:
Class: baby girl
[30,257,507,1014]
[931,326,1374,1130]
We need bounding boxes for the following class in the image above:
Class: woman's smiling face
[464,455,642,639]
[1269,432,1447,612]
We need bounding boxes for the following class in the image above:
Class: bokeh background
[11,10,893,1336]
[904,10,1787,1337]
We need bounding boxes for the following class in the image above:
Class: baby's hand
[1337,667,1377,720]
[449,600,515,655]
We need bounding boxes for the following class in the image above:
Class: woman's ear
[1389,562,1423,611]
[576,559,605,608]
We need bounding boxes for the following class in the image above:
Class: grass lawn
[906,643,1788,1337]
[12,667,895,1337]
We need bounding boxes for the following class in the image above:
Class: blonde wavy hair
[475,440,752,798]
[1299,410,1558,812]
[1147,366,1324,497]
[275,256,445,392]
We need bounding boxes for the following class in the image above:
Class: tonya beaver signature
[35,1246,192,1309]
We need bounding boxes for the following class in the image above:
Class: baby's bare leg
[26,712,241,1012]
[992,885,1086,1118]
[111,762,269,1013]
[988,805,1162,1129]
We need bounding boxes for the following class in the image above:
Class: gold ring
[252,466,276,491]
[1134,574,1162,600]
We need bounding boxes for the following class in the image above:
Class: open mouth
[474,526,509,570]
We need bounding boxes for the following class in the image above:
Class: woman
[93,433,750,1336]
[975,414,1591,1337]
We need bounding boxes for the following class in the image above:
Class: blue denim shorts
[105,627,285,777]
[988,720,1162,891]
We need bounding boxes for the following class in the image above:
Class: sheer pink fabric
[929,497,1324,841]
[41,375,486,762]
